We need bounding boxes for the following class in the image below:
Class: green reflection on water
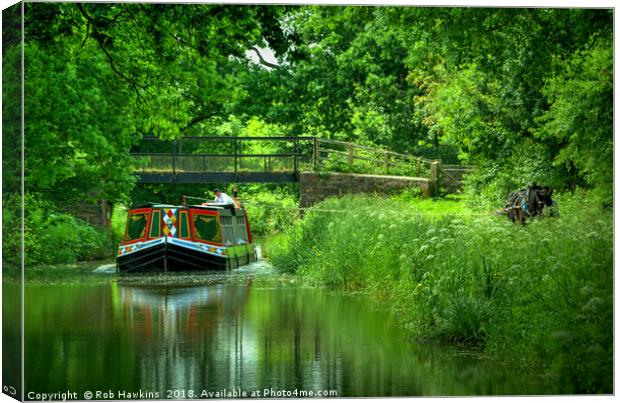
[24,275,552,397]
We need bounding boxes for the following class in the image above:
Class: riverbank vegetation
[265,192,612,393]
[3,195,111,267]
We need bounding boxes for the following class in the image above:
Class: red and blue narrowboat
[116,198,256,273]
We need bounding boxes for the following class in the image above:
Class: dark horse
[503,184,556,224]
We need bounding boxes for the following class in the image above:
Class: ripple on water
[93,263,117,274]
[113,259,280,287]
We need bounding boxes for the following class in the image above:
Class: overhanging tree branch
[77,3,148,98]
[181,112,218,132]
[249,46,280,69]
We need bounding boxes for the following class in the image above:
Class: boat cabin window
[149,210,161,238]
[221,214,249,245]
[221,216,235,245]
[125,212,148,241]
[235,215,249,243]
[179,211,189,239]
[193,214,221,243]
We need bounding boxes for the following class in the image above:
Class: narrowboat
[117,198,256,273]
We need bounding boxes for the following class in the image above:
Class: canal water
[18,261,552,398]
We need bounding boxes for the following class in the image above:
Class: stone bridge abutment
[299,172,431,208]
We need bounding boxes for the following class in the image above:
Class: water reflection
[24,277,551,397]
[116,282,253,394]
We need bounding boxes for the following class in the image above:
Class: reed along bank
[265,193,612,394]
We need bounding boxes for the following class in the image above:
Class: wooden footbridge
[83,136,473,229]
[133,136,438,183]
[132,136,473,201]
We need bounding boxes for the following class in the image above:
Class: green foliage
[110,204,128,248]
[24,3,293,138]
[3,194,111,266]
[24,40,139,205]
[209,115,296,157]
[234,7,441,156]
[129,184,208,207]
[2,195,22,268]
[401,8,612,193]
[3,42,21,196]
[266,193,612,393]
[392,187,422,201]
[536,36,613,203]
[242,188,298,236]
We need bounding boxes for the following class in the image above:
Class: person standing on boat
[213,188,235,204]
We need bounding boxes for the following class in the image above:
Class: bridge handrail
[132,152,307,158]
[140,135,316,142]
[316,138,434,164]
[132,135,441,180]
[317,148,428,166]
[441,164,476,170]
[136,136,432,162]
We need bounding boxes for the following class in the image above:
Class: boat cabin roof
[133,202,242,213]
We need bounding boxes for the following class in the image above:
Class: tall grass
[243,190,298,236]
[265,192,612,393]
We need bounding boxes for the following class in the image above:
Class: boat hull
[117,238,257,274]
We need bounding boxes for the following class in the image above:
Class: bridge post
[430,160,440,196]
[294,139,299,173]
[347,143,354,169]
[233,138,238,174]
[172,140,176,182]
[313,137,319,170]
[384,152,389,174]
